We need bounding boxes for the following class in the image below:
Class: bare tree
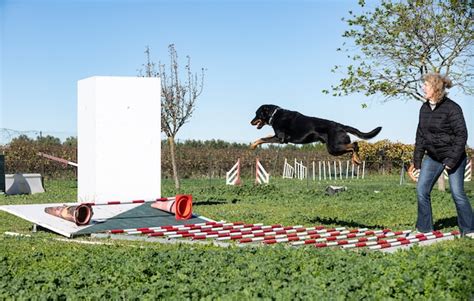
[139,45,205,189]
[142,46,158,78]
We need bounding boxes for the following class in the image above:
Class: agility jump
[225,158,270,185]
[408,158,472,182]
[282,158,366,181]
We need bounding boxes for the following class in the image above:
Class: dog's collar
[268,108,280,125]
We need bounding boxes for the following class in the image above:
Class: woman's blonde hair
[423,73,453,102]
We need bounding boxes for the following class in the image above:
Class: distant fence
[3,142,473,182]
[282,158,366,181]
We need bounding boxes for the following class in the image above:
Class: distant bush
[1,135,77,179]
[1,137,472,179]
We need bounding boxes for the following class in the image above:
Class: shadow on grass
[308,216,388,230]
[194,200,229,206]
[434,216,459,230]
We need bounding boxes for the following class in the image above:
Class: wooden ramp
[0,202,212,238]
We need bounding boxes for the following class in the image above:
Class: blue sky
[1,0,472,146]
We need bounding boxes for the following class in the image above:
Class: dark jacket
[413,96,468,169]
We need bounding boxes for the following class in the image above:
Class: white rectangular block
[5,173,45,195]
[78,76,161,202]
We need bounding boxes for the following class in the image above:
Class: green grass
[1,176,473,299]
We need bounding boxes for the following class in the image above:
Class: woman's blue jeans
[416,155,473,235]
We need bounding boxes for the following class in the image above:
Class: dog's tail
[343,126,382,140]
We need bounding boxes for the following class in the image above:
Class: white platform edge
[0,202,142,238]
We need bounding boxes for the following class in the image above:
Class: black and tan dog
[250,104,382,164]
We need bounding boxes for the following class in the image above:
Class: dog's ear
[256,105,275,119]
[256,105,266,117]
[262,106,271,116]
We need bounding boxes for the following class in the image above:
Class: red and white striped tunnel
[44,204,93,226]
[151,195,193,220]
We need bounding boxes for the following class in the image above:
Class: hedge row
[1,135,472,179]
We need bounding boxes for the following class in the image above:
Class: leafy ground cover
[0,176,473,299]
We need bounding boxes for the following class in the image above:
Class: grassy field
[1,176,473,299]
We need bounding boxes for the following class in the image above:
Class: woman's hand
[408,164,420,182]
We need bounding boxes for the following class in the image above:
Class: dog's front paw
[250,143,258,150]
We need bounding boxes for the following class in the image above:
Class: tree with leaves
[329,0,473,190]
[326,0,473,102]
[140,45,205,189]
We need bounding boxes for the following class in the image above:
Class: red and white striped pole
[166,225,341,241]
[165,223,272,239]
[38,152,78,167]
[217,225,314,241]
[80,196,175,206]
[82,195,193,220]
[104,220,459,251]
[342,230,458,249]
[108,221,248,235]
[108,222,321,241]
[288,229,394,246]
[149,223,256,238]
[368,230,460,250]
[261,228,375,245]
[310,230,412,248]
[238,227,350,244]
[108,221,227,234]
[150,222,274,239]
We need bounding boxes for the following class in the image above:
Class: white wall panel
[78,76,161,202]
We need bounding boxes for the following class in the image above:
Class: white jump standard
[226,158,242,185]
[255,158,270,184]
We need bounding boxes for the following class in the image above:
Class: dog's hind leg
[327,143,362,165]
[350,142,362,165]
[326,134,362,165]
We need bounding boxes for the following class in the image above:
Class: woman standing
[413,73,473,237]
